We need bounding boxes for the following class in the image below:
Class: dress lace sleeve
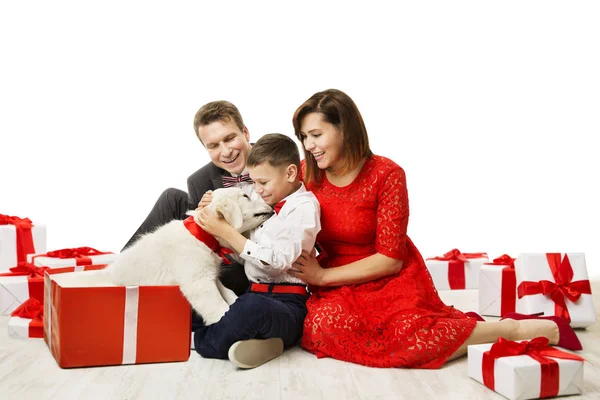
[375,165,409,261]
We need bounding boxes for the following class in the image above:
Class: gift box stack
[1,212,191,368]
[425,247,595,398]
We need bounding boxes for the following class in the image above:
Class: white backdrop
[2,2,599,277]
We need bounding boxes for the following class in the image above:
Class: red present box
[44,271,191,368]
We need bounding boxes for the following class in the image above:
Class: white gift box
[425,253,488,290]
[468,341,584,400]
[0,274,39,315]
[0,223,46,273]
[478,256,526,317]
[515,253,595,328]
[8,316,43,339]
[28,249,118,268]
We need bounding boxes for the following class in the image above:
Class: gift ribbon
[122,286,139,364]
[183,217,234,264]
[33,247,112,266]
[427,249,488,289]
[482,337,584,398]
[11,297,43,320]
[0,262,51,305]
[517,253,592,322]
[0,262,50,278]
[0,214,36,264]
[486,255,517,316]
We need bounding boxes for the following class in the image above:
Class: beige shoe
[228,338,284,369]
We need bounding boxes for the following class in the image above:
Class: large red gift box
[44,271,191,368]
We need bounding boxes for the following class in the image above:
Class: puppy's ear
[213,197,243,230]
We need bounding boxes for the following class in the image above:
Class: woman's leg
[447,318,559,361]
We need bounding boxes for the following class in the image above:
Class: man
[122,101,253,295]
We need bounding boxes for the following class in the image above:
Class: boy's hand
[197,207,233,238]
[197,191,213,209]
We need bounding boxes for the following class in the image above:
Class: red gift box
[44,272,191,368]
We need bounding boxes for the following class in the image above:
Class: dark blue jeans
[193,289,308,359]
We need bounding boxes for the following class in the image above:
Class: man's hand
[197,190,213,209]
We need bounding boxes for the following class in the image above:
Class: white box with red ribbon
[0,263,107,315]
[27,247,118,268]
[468,337,584,400]
[0,214,46,273]
[479,255,521,317]
[8,297,44,339]
[515,253,595,328]
[425,249,488,290]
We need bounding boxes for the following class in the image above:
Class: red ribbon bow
[0,262,50,278]
[0,214,36,264]
[183,217,234,264]
[517,254,592,322]
[482,337,584,398]
[487,255,517,316]
[11,297,44,320]
[428,249,488,290]
[35,247,111,266]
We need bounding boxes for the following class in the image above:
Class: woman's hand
[197,207,233,238]
[197,190,213,209]
[289,250,327,286]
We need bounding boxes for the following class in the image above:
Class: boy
[194,133,320,369]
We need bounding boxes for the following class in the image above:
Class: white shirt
[229,170,254,196]
[240,183,321,284]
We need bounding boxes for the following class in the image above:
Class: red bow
[0,214,36,264]
[486,255,517,316]
[0,262,50,278]
[273,200,286,215]
[11,297,44,320]
[183,217,234,264]
[34,247,111,266]
[517,254,592,322]
[482,337,584,398]
[428,249,488,290]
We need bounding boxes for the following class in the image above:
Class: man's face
[198,120,252,174]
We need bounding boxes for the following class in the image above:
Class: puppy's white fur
[90,188,272,324]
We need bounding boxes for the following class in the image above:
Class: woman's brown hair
[292,89,372,184]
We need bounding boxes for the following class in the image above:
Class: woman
[289,89,581,368]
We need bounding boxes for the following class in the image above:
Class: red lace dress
[301,155,476,368]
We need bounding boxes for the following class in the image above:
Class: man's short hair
[193,101,245,140]
[247,133,301,169]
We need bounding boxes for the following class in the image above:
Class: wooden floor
[1,283,599,400]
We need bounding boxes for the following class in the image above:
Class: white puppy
[95,187,272,324]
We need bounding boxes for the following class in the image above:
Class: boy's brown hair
[292,89,372,184]
[247,133,301,169]
[193,101,245,142]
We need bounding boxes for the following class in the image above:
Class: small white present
[479,254,519,317]
[0,214,46,273]
[425,249,488,290]
[515,253,595,328]
[8,297,44,339]
[28,246,118,268]
[468,337,584,400]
